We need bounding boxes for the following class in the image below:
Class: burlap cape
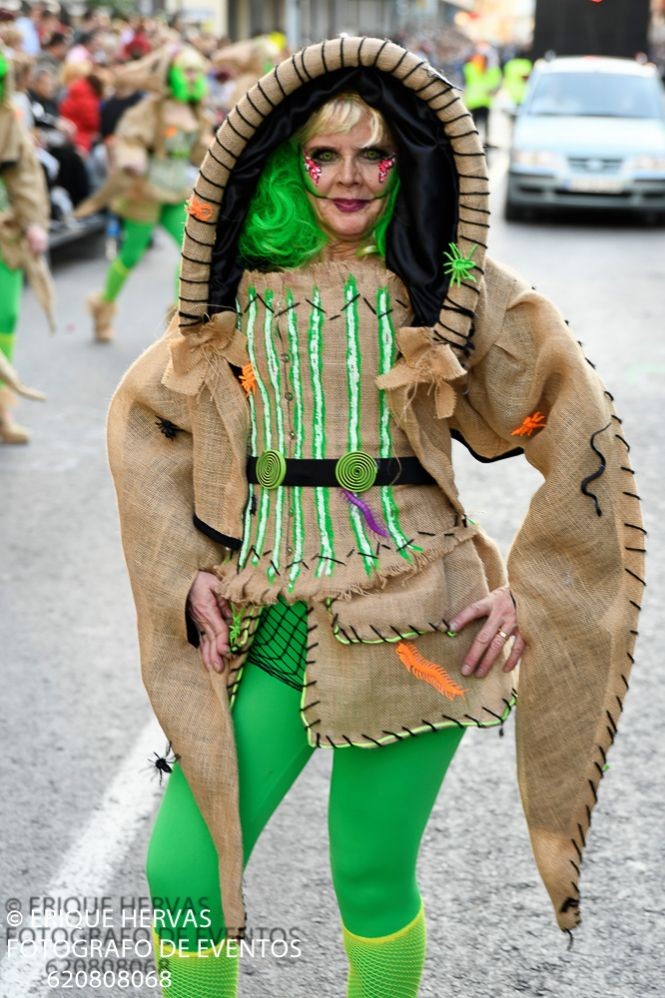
[107,38,645,941]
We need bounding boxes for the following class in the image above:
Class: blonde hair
[297,92,393,147]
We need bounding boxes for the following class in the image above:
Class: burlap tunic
[207,257,516,736]
[218,260,485,600]
[107,37,645,942]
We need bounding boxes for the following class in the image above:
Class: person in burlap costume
[0,47,54,444]
[107,37,645,998]
[76,44,212,343]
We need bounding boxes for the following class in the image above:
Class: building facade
[170,0,477,44]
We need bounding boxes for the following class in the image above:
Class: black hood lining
[206,67,459,327]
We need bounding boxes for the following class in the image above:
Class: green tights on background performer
[97,201,187,321]
[147,603,465,998]
[0,261,26,442]
[78,45,211,342]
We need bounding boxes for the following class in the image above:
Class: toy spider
[155,417,180,439]
[442,242,479,287]
[148,742,180,784]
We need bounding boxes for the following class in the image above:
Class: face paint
[378,154,396,185]
[300,143,398,201]
[303,153,322,186]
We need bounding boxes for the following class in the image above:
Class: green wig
[237,138,400,271]
[168,64,207,103]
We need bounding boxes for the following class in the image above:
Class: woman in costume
[77,44,211,342]
[107,37,644,997]
[0,48,53,444]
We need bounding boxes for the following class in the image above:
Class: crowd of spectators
[0,3,289,226]
[0,2,486,230]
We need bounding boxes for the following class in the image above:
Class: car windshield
[527,72,664,119]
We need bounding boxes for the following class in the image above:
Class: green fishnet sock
[102,258,130,302]
[343,900,426,998]
[152,931,239,997]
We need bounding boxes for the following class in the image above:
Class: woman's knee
[118,223,153,270]
[331,845,417,924]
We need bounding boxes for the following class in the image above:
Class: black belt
[246,454,436,490]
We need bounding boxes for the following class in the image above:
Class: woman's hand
[449,585,525,678]
[25,224,49,256]
[186,570,231,674]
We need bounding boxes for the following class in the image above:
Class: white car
[505,56,665,222]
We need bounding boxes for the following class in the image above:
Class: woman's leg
[329,725,465,997]
[0,260,28,443]
[101,218,155,303]
[157,201,188,301]
[0,259,24,359]
[146,649,314,995]
[88,218,156,341]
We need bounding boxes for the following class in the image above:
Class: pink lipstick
[332,199,368,213]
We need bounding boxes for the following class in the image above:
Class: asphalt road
[1,142,663,998]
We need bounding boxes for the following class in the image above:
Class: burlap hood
[108,36,645,943]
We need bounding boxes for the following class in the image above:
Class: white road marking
[0,717,164,997]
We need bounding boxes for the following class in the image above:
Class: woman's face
[301,113,397,246]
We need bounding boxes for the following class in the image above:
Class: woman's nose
[338,154,360,185]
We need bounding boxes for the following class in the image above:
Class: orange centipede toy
[396,641,467,701]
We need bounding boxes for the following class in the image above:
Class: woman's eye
[309,148,337,163]
[362,148,390,161]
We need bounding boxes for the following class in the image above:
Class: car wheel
[504,198,527,222]
[642,210,665,227]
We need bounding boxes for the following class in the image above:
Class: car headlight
[511,149,565,169]
[627,155,665,172]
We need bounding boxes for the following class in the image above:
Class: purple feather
[341,488,390,537]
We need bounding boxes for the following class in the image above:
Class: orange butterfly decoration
[396,641,467,701]
[511,410,547,437]
[187,196,214,223]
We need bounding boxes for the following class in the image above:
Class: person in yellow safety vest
[503,56,533,109]
[463,47,502,147]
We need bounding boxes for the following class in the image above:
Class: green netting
[243,596,309,689]
[154,932,239,998]
[343,902,426,998]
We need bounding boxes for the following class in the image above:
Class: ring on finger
[497,628,510,640]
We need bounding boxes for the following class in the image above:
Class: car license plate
[566,176,624,194]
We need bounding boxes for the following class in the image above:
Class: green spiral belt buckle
[256,449,287,489]
[335,451,378,493]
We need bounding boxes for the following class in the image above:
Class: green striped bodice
[215,258,459,604]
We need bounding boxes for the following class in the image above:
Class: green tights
[147,654,464,996]
[101,201,187,303]
[0,258,24,381]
